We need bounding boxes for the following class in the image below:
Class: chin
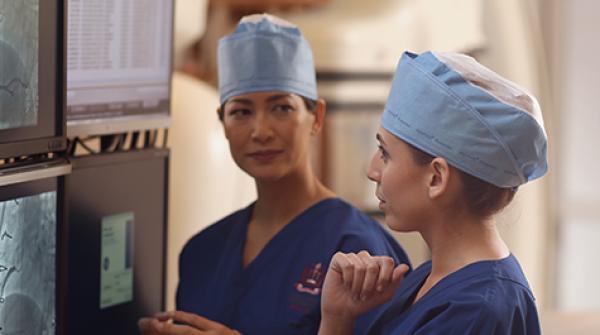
[383,215,417,233]
[253,173,285,182]
[246,167,288,182]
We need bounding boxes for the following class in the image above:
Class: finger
[391,264,410,287]
[331,252,355,290]
[371,264,410,303]
[347,252,366,299]
[357,251,380,300]
[151,318,202,335]
[168,310,223,331]
[153,311,172,322]
[375,256,396,292]
[138,317,156,333]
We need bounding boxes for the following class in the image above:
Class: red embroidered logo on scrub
[295,262,324,296]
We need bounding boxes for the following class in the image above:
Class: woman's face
[221,91,322,181]
[367,127,431,231]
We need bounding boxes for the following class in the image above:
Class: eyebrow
[266,94,294,103]
[226,98,253,106]
[225,94,293,106]
[376,133,387,147]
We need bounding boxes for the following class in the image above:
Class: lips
[247,149,283,163]
[375,192,386,209]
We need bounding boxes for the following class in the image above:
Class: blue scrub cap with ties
[217,14,318,104]
[381,51,548,188]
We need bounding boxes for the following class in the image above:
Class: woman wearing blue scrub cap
[318,51,547,335]
[139,14,410,335]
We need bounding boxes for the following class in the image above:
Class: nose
[367,151,382,183]
[251,111,274,143]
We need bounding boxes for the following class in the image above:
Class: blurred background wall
[542,2,600,332]
[168,0,599,333]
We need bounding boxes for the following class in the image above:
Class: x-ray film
[0,191,55,335]
[0,0,39,130]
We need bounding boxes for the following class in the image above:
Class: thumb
[391,264,409,289]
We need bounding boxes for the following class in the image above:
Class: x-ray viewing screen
[66,0,172,124]
[0,190,56,335]
[0,0,63,158]
[0,0,39,130]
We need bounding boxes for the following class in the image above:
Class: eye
[272,104,294,114]
[378,145,390,163]
[227,108,252,119]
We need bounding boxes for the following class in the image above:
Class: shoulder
[459,278,537,314]
[319,199,410,264]
[440,261,540,333]
[452,257,538,312]
[462,282,539,333]
[410,283,539,334]
[180,205,251,259]
[317,198,382,230]
[380,258,539,334]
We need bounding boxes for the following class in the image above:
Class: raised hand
[318,251,409,334]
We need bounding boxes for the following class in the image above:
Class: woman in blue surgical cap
[139,14,410,335]
[318,51,547,335]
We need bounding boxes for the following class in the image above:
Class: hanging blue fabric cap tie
[381,51,548,188]
[217,14,318,104]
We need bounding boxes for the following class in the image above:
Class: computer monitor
[0,160,70,334]
[65,149,168,334]
[0,0,66,159]
[66,0,174,137]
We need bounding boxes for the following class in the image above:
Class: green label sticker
[100,212,134,309]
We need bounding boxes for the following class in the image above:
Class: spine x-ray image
[0,0,39,130]
[0,192,55,335]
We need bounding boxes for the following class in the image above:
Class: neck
[252,163,335,228]
[421,210,510,280]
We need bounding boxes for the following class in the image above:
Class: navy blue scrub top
[176,198,411,335]
[367,254,541,334]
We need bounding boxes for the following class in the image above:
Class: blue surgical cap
[381,51,548,188]
[217,14,318,104]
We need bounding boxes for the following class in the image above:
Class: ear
[310,99,327,136]
[427,157,451,199]
[216,107,222,121]
[217,107,230,139]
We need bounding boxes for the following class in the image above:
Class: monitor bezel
[0,0,67,159]
[65,1,175,137]
[63,148,169,331]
